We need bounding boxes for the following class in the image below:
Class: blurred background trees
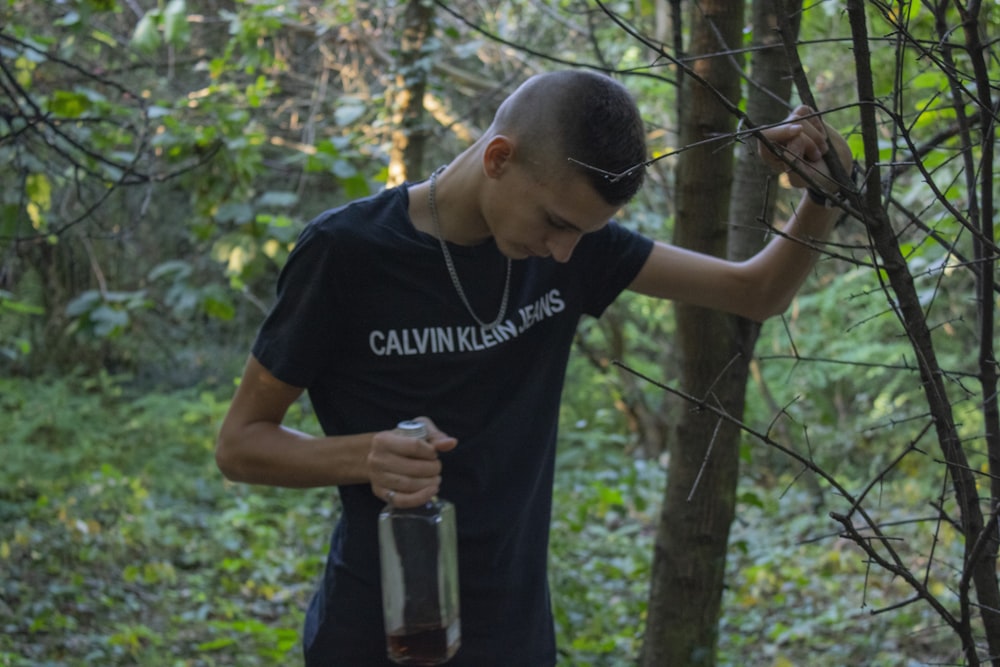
[2,0,998,665]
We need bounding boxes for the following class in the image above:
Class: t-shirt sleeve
[577,221,654,318]
[251,217,343,389]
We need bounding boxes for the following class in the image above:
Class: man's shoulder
[307,185,408,238]
[573,219,652,262]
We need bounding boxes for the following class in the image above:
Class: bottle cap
[396,420,428,438]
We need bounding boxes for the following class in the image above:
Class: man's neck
[407,155,491,246]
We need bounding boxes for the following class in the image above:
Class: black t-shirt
[252,184,653,666]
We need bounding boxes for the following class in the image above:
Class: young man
[216,70,852,665]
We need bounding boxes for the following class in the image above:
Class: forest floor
[1,373,960,666]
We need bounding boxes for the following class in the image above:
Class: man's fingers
[372,463,442,508]
[380,430,440,459]
[430,435,458,453]
[789,134,823,163]
[414,416,460,453]
[370,448,442,480]
[377,468,442,492]
[380,484,439,509]
[369,419,456,507]
[369,428,446,507]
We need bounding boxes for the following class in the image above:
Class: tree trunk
[640,2,744,665]
[729,0,800,264]
[386,0,435,187]
[727,0,812,491]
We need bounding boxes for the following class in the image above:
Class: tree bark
[386,0,435,187]
[729,0,800,265]
[640,2,745,665]
[723,0,805,443]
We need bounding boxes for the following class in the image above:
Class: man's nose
[546,231,582,263]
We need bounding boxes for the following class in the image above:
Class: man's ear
[482,136,515,179]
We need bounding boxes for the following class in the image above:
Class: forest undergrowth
[0,372,957,666]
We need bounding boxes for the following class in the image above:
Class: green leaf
[65,290,102,317]
[91,305,130,337]
[215,201,255,224]
[163,0,190,47]
[148,260,192,281]
[256,191,298,208]
[1,301,44,316]
[47,91,91,118]
[334,99,366,126]
[54,11,81,27]
[198,637,238,651]
[332,160,356,179]
[131,12,161,53]
[90,29,118,48]
[25,172,51,210]
[738,491,764,509]
[146,105,172,119]
[203,293,235,321]
[339,173,371,199]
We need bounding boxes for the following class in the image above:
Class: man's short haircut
[491,70,647,207]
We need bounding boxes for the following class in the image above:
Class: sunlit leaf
[25,172,52,212]
[131,12,160,53]
[163,0,190,47]
[47,90,91,117]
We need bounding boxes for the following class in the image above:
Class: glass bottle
[378,420,461,665]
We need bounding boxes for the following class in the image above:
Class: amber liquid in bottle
[386,622,459,665]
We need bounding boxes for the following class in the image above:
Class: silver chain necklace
[428,166,512,331]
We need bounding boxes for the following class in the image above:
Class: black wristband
[807,187,834,207]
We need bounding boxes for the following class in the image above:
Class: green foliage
[747,253,980,475]
[65,290,153,339]
[550,420,661,664]
[0,374,960,665]
[0,372,330,666]
[1,0,380,375]
[718,472,961,667]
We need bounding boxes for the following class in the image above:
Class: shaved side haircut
[490,70,647,206]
